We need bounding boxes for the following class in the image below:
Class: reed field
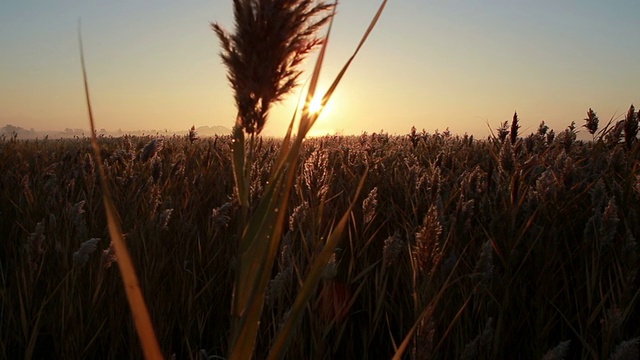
[1,112,640,359]
[2,0,640,359]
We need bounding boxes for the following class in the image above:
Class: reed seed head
[610,337,640,360]
[321,249,341,280]
[266,266,293,307]
[362,187,378,224]
[412,205,442,275]
[510,111,520,144]
[73,238,101,268]
[624,104,638,149]
[383,231,404,267]
[473,240,494,283]
[28,219,46,255]
[187,125,198,144]
[541,340,571,360]
[289,201,309,231]
[460,318,494,360]
[583,108,599,135]
[101,240,117,269]
[212,0,335,134]
[139,138,164,162]
[211,202,232,227]
[157,208,173,231]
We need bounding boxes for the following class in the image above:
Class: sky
[1,1,640,138]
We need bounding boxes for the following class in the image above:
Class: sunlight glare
[308,95,324,114]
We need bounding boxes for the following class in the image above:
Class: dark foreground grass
[1,122,640,359]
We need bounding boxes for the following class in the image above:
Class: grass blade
[300,0,388,137]
[78,22,163,360]
[226,1,386,358]
[267,171,367,360]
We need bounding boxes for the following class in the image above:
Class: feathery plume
[321,249,340,280]
[624,104,638,150]
[187,125,198,144]
[541,340,571,360]
[266,266,293,307]
[583,108,599,136]
[411,318,435,360]
[498,141,515,174]
[412,205,442,275]
[289,201,309,232]
[362,187,378,224]
[157,208,173,231]
[460,318,494,360]
[212,0,335,134]
[496,120,509,143]
[609,337,639,360]
[139,138,164,163]
[73,238,101,268]
[211,202,233,227]
[383,231,404,267]
[29,219,46,255]
[600,197,620,248]
[510,111,520,144]
[473,240,494,284]
[101,240,117,269]
[605,121,624,146]
[537,121,549,136]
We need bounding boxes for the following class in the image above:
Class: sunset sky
[2,1,639,138]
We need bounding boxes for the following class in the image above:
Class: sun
[294,83,336,118]
[308,95,324,114]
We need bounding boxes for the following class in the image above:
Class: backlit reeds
[212,0,334,135]
[212,0,387,358]
[1,117,640,358]
[1,2,639,359]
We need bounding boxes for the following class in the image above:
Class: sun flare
[308,95,324,114]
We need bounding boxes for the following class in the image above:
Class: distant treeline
[0,124,231,139]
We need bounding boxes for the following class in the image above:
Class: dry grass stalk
[2,5,639,357]
[212,0,388,358]
[3,109,640,357]
[78,24,163,360]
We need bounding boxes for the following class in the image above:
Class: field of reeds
[1,109,640,359]
[3,0,640,358]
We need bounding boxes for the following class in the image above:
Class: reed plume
[583,108,599,136]
[212,0,334,135]
[624,104,638,150]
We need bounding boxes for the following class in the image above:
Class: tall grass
[1,1,640,359]
[211,0,387,358]
[72,0,386,359]
[79,24,163,360]
[1,115,640,358]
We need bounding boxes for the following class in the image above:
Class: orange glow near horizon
[305,91,340,137]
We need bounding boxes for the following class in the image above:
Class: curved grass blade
[299,0,389,137]
[264,5,390,356]
[231,121,249,210]
[78,22,163,360]
[266,171,367,360]
[230,120,305,358]
[228,1,386,358]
